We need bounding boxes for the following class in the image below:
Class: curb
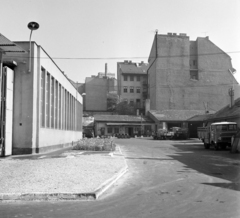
[0,145,128,202]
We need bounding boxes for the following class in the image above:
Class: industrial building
[0,33,83,156]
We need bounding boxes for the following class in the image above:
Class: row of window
[123,75,141,82]
[107,126,152,134]
[123,86,141,93]
[40,67,82,131]
[122,98,141,106]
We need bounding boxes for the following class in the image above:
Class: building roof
[149,110,214,122]
[119,62,148,75]
[94,114,154,123]
[187,113,214,122]
[0,33,27,53]
[208,97,240,121]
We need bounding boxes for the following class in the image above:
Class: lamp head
[28,22,39,31]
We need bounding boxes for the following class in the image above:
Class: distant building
[97,72,115,78]
[78,63,117,114]
[0,34,83,156]
[117,61,148,113]
[148,32,239,112]
[93,114,154,137]
[84,76,117,112]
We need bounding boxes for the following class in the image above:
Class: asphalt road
[1,138,240,218]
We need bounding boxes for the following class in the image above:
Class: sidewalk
[0,145,128,201]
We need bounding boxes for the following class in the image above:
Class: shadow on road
[169,140,240,191]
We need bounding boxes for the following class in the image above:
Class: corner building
[148,33,239,111]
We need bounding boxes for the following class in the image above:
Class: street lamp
[82,93,86,111]
[27,22,39,73]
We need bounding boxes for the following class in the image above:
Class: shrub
[73,138,116,151]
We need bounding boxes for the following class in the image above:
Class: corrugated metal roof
[0,33,26,53]
[149,110,214,121]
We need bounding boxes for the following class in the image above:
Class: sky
[1,0,240,84]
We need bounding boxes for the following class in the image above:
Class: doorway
[0,67,14,156]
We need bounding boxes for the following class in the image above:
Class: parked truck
[153,127,188,140]
[153,128,167,140]
[164,127,189,140]
[197,122,238,150]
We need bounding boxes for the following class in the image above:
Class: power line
[3,51,240,60]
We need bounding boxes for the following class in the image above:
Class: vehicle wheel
[204,143,210,149]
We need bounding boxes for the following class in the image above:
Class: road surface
[1,138,239,218]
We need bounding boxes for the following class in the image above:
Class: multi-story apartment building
[148,32,239,112]
[117,61,148,112]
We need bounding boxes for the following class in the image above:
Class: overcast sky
[1,0,240,84]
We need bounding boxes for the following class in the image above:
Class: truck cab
[199,122,238,150]
[210,122,237,150]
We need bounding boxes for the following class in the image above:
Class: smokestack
[229,87,234,108]
[105,63,107,77]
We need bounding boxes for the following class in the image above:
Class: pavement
[0,145,128,202]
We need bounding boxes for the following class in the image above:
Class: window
[51,77,54,128]
[229,125,237,130]
[46,73,50,127]
[114,127,119,134]
[124,75,127,81]
[190,70,198,80]
[130,75,134,81]
[59,84,62,129]
[136,87,141,93]
[123,99,128,103]
[40,68,45,127]
[55,80,58,129]
[130,100,134,105]
[137,76,140,81]
[108,127,113,134]
[136,99,141,107]
[130,87,134,93]
[193,60,197,66]
[123,86,128,93]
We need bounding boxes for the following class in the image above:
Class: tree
[116,101,138,115]
[107,92,119,111]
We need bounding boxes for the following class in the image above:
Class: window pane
[51,77,54,128]
[40,68,45,127]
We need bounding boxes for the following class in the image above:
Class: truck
[153,128,167,140]
[164,127,189,140]
[197,122,238,150]
[153,127,188,140]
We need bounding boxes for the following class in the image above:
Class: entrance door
[0,67,14,156]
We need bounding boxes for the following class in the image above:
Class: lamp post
[27,22,39,73]
[82,93,86,112]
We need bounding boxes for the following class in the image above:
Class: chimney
[228,87,234,108]
[105,63,107,77]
